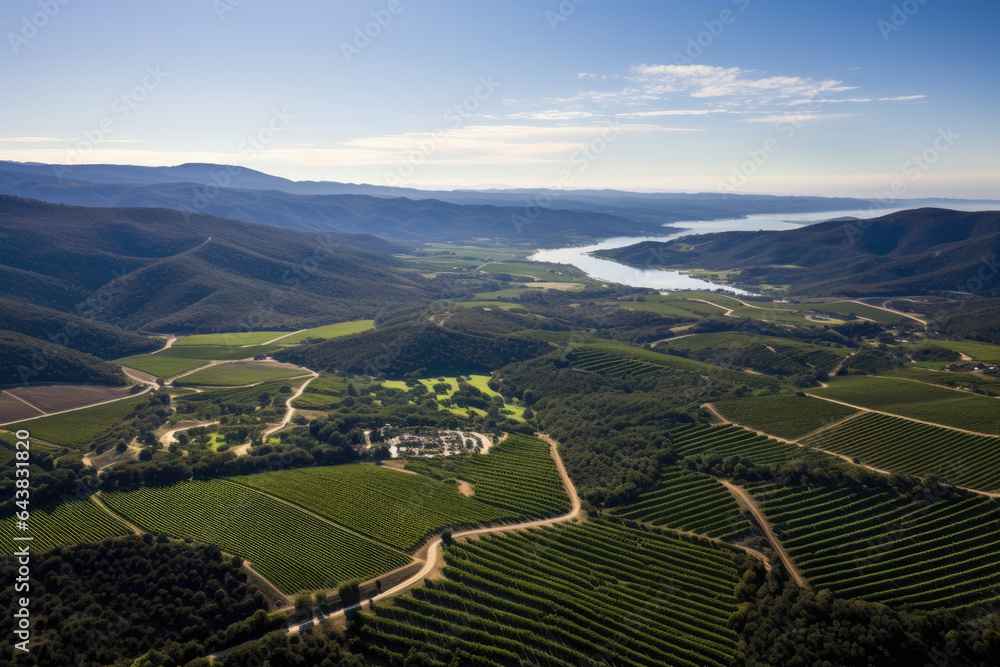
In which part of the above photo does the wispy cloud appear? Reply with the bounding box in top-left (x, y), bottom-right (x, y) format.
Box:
top-left (0, 137), bottom-right (66, 142)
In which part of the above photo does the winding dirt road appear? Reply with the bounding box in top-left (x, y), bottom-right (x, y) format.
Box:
top-left (208, 433), bottom-right (582, 660)
top-left (720, 480), bottom-right (807, 589)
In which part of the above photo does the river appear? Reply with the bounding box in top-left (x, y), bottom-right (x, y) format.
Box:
top-left (529, 204), bottom-right (998, 292)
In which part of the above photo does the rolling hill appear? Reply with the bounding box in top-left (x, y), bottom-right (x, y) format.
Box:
top-left (595, 208), bottom-right (1000, 297)
top-left (0, 196), bottom-right (432, 333)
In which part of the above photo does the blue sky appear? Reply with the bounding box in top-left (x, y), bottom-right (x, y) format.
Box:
top-left (1, 0), bottom-right (997, 197)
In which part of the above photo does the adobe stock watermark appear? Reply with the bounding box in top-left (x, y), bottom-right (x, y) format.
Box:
top-left (213, 0), bottom-right (247, 21)
top-left (844, 126), bottom-right (959, 242)
top-left (878, 0), bottom-right (931, 41)
top-left (178, 107), bottom-right (294, 222)
top-left (341, 0), bottom-right (408, 63)
top-left (384, 75), bottom-right (501, 186)
top-left (7, 0), bottom-right (72, 54)
top-left (53, 65), bottom-right (168, 181)
top-left (672, 0), bottom-right (751, 66)
top-left (546, 0), bottom-right (586, 31)
top-left (511, 118), bottom-right (623, 235)
top-left (717, 88), bottom-right (828, 198)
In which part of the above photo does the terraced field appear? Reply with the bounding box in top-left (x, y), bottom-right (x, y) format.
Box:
top-left (611, 467), bottom-right (753, 539)
top-left (359, 520), bottom-right (742, 667)
top-left (101, 479), bottom-right (410, 594)
top-left (0, 499), bottom-right (130, 552)
top-left (925, 340), bottom-right (1000, 364)
top-left (801, 412), bottom-right (1000, 492)
top-left (405, 434), bottom-right (570, 517)
top-left (744, 481), bottom-right (1000, 610)
top-left (808, 375), bottom-right (1000, 434)
top-left (229, 464), bottom-right (513, 551)
top-left (670, 423), bottom-right (801, 466)
top-left (713, 394), bottom-right (859, 440)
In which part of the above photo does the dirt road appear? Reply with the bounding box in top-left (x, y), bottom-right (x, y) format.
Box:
top-left (720, 479), bottom-right (807, 588)
top-left (208, 433), bottom-right (582, 660)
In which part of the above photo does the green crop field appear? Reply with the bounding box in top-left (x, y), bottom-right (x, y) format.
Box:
top-left (883, 367), bottom-right (1000, 396)
top-left (359, 520), bottom-right (742, 667)
top-left (5, 395), bottom-right (150, 447)
top-left (230, 464), bottom-right (513, 551)
top-left (116, 353), bottom-right (208, 378)
top-left (611, 467), bottom-right (753, 539)
top-left (455, 300), bottom-right (526, 310)
top-left (712, 394), bottom-right (860, 440)
top-left (479, 261), bottom-right (584, 283)
top-left (279, 320), bottom-right (375, 344)
top-left (670, 423), bottom-right (803, 466)
top-left (175, 362), bottom-right (308, 386)
top-left (101, 479), bottom-right (410, 594)
top-left (801, 412), bottom-right (1000, 492)
top-left (926, 340), bottom-right (1000, 364)
top-left (155, 344), bottom-right (282, 361)
top-left (662, 332), bottom-right (850, 375)
top-left (1, 499), bottom-right (130, 552)
top-left (174, 331), bottom-right (286, 346)
top-left (406, 434), bottom-right (570, 517)
top-left (808, 375), bottom-right (1000, 434)
top-left (745, 481), bottom-right (1000, 610)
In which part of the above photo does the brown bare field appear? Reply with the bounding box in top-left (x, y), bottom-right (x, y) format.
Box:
top-left (0, 391), bottom-right (44, 422)
top-left (6, 384), bottom-right (136, 414)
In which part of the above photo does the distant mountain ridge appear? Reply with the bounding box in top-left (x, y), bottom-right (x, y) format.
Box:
top-left (594, 208), bottom-right (1000, 297)
top-left (0, 196), bottom-right (433, 333)
top-left (6, 160), bottom-right (989, 243)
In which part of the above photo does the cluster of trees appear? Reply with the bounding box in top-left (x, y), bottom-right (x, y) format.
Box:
top-left (737, 575), bottom-right (1000, 666)
top-left (0, 330), bottom-right (129, 386)
top-left (0, 535), bottom-right (271, 667)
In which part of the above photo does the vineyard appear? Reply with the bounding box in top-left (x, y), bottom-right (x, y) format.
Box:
top-left (807, 375), bottom-right (1000, 434)
top-left (101, 479), bottom-right (410, 594)
top-left (611, 467), bottom-right (753, 540)
top-left (661, 333), bottom-right (850, 376)
top-left (1, 499), bottom-right (130, 552)
top-left (712, 394), bottom-right (859, 440)
top-left (669, 423), bottom-right (801, 466)
top-left (405, 434), bottom-right (570, 517)
top-left (800, 412), bottom-right (1000, 492)
top-left (5, 395), bottom-right (150, 447)
top-left (744, 481), bottom-right (1000, 610)
top-left (358, 520), bottom-right (742, 667)
top-left (229, 464), bottom-right (514, 551)
top-left (174, 361), bottom-right (308, 387)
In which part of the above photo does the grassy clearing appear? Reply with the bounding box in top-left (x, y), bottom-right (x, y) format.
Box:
top-left (5, 395), bottom-right (149, 447)
top-left (175, 362), bottom-right (308, 387)
top-left (927, 340), bottom-right (1000, 364)
top-left (381, 375), bottom-right (524, 421)
top-left (712, 394), bottom-right (860, 440)
top-left (454, 301), bottom-right (526, 310)
top-left (479, 262), bottom-right (584, 283)
top-left (807, 375), bottom-right (1000, 434)
top-left (279, 320), bottom-right (375, 344)
top-left (155, 344), bottom-right (282, 361)
top-left (116, 354), bottom-right (208, 378)
top-left (174, 331), bottom-right (286, 346)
